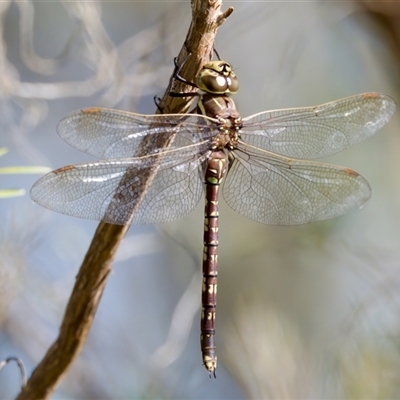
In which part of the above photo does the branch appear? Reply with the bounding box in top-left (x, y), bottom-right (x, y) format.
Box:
top-left (16, 1), bottom-right (233, 399)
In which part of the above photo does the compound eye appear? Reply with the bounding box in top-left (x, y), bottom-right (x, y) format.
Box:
top-left (201, 74), bottom-right (228, 93)
top-left (227, 74), bottom-right (239, 93)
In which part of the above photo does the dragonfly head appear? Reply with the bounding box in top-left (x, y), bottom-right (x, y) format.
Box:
top-left (196, 61), bottom-right (239, 95)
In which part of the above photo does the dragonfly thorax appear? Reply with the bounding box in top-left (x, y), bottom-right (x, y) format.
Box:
top-left (199, 92), bottom-right (240, 118)
top-left (210, 129), bottom-right (238, 150)
top-left (197, 92), bottom-right (242, 151)
top-left (196, 61), bottom-right (239, 94)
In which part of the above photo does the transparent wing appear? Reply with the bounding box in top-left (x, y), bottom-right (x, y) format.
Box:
top-left (30, 146), bottom-right (209, 225)
top-left (222, 142), bottom-right (371, 225)
top-left (240, 93), bottom-right (396, 159)
top-left (57, 107), bottom-right (219, 159)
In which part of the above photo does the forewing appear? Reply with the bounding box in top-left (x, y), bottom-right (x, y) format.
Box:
top-left (222, 143), bottom-right (371, 225)
top-left (241, 93), bottom-right (396, 159)
top-left (57, 108), bottom-right (218, 158)
top-left (30, 148), bottom-right (208, 225)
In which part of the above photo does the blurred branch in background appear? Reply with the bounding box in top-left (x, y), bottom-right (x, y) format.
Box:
top-left (361, 0), bottom-right (400, 52)
top-left (224, 297), bottom-right (315, 399)
top-left (0, 1), bottom-right (173, 165)
top-left (0, 147), bottom-right (50, 198)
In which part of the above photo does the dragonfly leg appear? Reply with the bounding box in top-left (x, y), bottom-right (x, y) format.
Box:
top-left (168, 52), bottom-right (199, 98)
top-left (153, 95), bottom-right (163, 113)
top-left (172, 53), bottom-right (197, 88)
top-left (213, 47), bottom-right (221, 61)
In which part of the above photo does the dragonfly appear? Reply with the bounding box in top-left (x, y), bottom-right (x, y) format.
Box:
top-left (31, 59), bottom-right (396, 376)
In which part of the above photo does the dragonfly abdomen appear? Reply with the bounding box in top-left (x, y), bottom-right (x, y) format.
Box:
top-left (201, 150), bottom-right (229, 376)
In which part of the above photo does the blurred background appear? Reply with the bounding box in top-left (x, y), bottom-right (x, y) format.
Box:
top-left (0, 1), bottom-right (399, 398)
